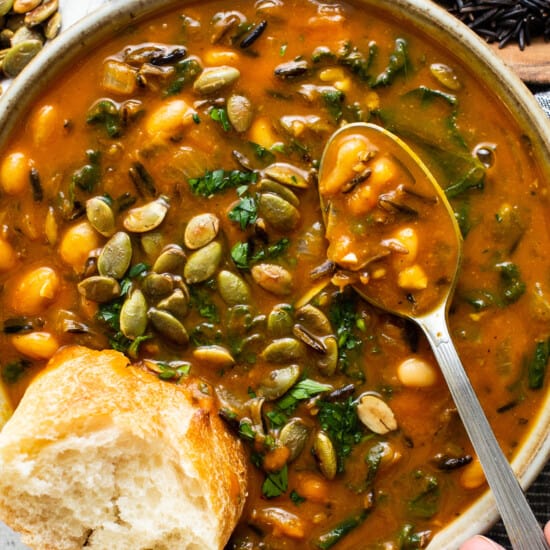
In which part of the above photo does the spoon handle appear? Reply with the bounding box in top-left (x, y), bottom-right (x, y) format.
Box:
top-left (419, 307), bottom-right (549, 550)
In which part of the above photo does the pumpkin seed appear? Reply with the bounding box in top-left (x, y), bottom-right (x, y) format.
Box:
top-left (123, 195), bottom-right (170, 233)
top-left (97, 231), bottom-right (132, 280)
top-left (356, 393), bottom-right (398, 434)
top-left (264, 162), bottom-right (309, 188)
top-left (267, 304), bottom-right (294, 337)
top-left (317, 335), bottom-right (338, 376)
top-left (10, 24), bottom-right (42, 46)
top-left (86, 196), bottom-right (116, 237)
top-left (280, 418), bottom-right (311, 462)
top-left (193, 344), bottom-right (235, 368)
top-left (257, 364), bottom-right (301, 400)
top-left (217, 269), bottom-right (250, 306)
top-left (261, 337), bottom-right (305, 363)
top-left (430, 62), bottom-right (461, 91)
top-left (295, 304), bottom-right (332, 335)
top-left (0, 1), bottom-right (14, 18)
top-left (142, 272), bottom-right (174, 299)
top-left (120, 289), bottom-right (147, 340)
top-left (184, 213), bottom-right (220, 250)
top-left (193, 65), bottom-right (240, 95)
top-left (313, 431), bottom-right (337, 480)
top-left (184, 240), bottom-right (222, 284)
top-left (157, 288), bottom-right (189, 321)
top-left (12, 0), bottom-right (38, 13)
top-left (77, 275), bottom-right (120, 303)
top-left (140, 231), bottom-right (164, 257)
top-left (258, 193), bottom-right (300, 233)
top-left (293, 324), bottom-right (326, 353)
top-left (148, 307), bottom-right (189, 345)
top-left (2, 38), bottom-right (41, 77)
top-left (227, 94), bottom-right (253, 133)
top-left (24, 0), bottom-right (57, 27)
top-left (44, 10), bottom-right (61, 40)
top-left (274, 59), bottom-right (309, 79)
top-left (258, 179), bottom-right (300, 207)
top-left (251, 263), bottom-right (293, 296)
top-left (152, 244), bottom-right (186, 274)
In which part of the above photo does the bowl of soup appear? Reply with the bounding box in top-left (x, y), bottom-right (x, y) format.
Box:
top-left (0, 0), bottom-right (549, 548)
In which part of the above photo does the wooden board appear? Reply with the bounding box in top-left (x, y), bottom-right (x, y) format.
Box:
top-left (490, 38), bottom-right (550, 84)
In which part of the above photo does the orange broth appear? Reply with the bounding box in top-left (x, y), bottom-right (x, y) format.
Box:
top-left (0, 0), bottom-right (549, 548)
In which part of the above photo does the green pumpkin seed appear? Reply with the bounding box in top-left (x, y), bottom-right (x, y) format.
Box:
top-left (261, 337), bottom-right (305, 363)
top-left (264, 162), bottom-right (309, 188)
top-left (0, 1), bottom-right (14, 18)
top-left (120, 289), bottom-right (148, 340)
top-left (193, 344), bottom-right (235, 368)
top-left (258, 192), bottom-right (300, 232)
top-left (257, 364), bottom-right (301, 400)
top-left (98, 232), bottom-right (132, 280)
top-left (123, 195), bottom-right (170, 233)
top-left (430, 62), bottom-right (461, 91)
top-left (10, 25), bottom-right (42, 46)
top-left (267, 304), bottom-right (294, 337)
top-left (280, 418), bottom-right (311, 462)
top-left (251, 263), bottom-right (293, 296)
top-left (217, 270), bottom-right (250, 306)
top-left (152, 244), bottom-right (186, 274)
top-left (44, 10), bottom-right (61, 40)
top-left (295, 304), bottom-right (332, 335)
top-left (227, 94), bottom-right (253, 133)
top-left (24, 0), bottom-right (57, 27)
top-left (157, 288), bottom-right (189, 321)
top-left (193, 65), bottom-right (240, 95)
top-left (184, 213), bottom-right (220, 250)
top-left (258, 179), bottom-right (300, 207)
top-left (86, 196), bottom-right (116, 237)
top-left (142, 272), bottom-right (174, 299)
top-left (184, 240), bottom-right (222, 284)
top-left (140, 231), bottom-right (164, 257)
top-left (77, 275), bottom-right (120, 303)
top-left (148, 307), bottom-right (189, 346)
top-left (313, 430), bottom-right (337, 480)
top-left (2, 38), bottom-right (41, 77)
top-left (317, 335), bottom-right (338, 376)
top-left (356, 393), bottom-right (398, 435)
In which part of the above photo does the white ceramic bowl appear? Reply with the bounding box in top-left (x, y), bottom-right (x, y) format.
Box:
top-left (0, 0), bottom-right (549, 548)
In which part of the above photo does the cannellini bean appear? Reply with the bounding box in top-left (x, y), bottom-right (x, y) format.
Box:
top-left (31, 104), bottom-right (61, 147)
top-left (319, 134), bottom-right (370, 195)
top-left (0, 151), bottom-right (31, 195)
top-left (295, 473), bottom-right (330, 503)
top-left (319, 67), bottom-right (345, 82)
top-left (249, 117), bottom-right (279, 150)
top-left (397, 264), bottom-right (428, 290)
top-left (0, 238), bottom-right (17, 272)
top-left (10, 266), bottom-right (60, 315)
top-left (203, 48), bottom-right (240, 66)
top-left (145, 99), bottom-right (196, 140)
top-left (251, 507), bottom-right (306, 539)
top-left (459, 456), bottom-right (486, 489)
top-left (59, 221), bottom-right (100, 272)
top-left (392, 227), bottom-right (418, 266)
top-left (12, 332), bottom-right (59, 360)
top-left (397, 357), bottom-right (438, 387)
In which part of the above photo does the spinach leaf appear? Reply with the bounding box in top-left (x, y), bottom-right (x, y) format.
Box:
top-left (372, 38), bottom-right (409, 87)
top-left (526, 339), bottom-right (550, 390)
top-left (165, 57), bottom-right (202, 96)
top-left (2, 359), bottom-right (32, 384)
top-left (277, 378), bottom-right (332, 412)
top-left (210, 107), bottom-right (231, 132)
top-left (228, 194), bottom-right (258, 230)
top-left (315, 510), bottom-right (369, 549)
top-left (322, 89), bottom-right (345, 122)
top-left (87, 100), bottom-right (123, 137)
top-left (496, 261), bottom-right (526, 305)
top-left (407, 469), bottom-right (440, 519)
top-left (71, 150), bottom-right (101, 194)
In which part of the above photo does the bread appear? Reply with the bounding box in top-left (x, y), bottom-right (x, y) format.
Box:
top-left (0, 345), bottom-right (248, 550)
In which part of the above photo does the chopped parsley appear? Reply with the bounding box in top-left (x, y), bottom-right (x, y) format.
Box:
top-left (277, 378), bottom-right (332, 412)
top-left (228, 193), bottom-right (258, 230)
top-left (188, 169), bottom-right (257, 197)
top-left (210, 107), bottom-right (231, 131)
top-left (262, 464), bottom-right (288, 498)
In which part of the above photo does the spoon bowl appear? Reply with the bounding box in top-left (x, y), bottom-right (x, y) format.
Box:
top-left (318, 122), bottom-right (549, 550)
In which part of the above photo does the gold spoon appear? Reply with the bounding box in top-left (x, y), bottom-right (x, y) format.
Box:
top-left (318, 122), bottom-right (549, 550)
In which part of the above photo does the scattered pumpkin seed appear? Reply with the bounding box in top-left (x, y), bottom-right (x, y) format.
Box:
top-left (280, 417), bottom-right (311, 462)
top-left (313, 430), bottom-right (337, 480)
top-left (251, 263), bottom-right (293, 296)
top-left (77, 275), bottom-right (120, 303)
top-left (148, 307), bottom-right (189, 345)
top-left (184, 240), bottom-right (222, 284)
top-left (193, 65), bottom-right (240, 95)
top-left (120, 289), bottom-right (148, 340)
top-left (123, 195), bottom-right (170, 233)
top-left (257, 364), bottom-right (301, 400)
top-left (217, 269), bottom-right (251, 305)
top-left (193, 344), bottom-right (235, 368)
top-left (97, 231), bottom-right (132, 280)
top-left (357, 393), bottom-right (398, 435)
top-left (184, 212), bottom-right (220, 250)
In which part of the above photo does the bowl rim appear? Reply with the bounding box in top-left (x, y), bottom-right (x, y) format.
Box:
top-left (0, 0), bottom-right (549, 548)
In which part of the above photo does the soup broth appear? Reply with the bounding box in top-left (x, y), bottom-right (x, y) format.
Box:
top-left (0, 0), bottom-right (549, 548)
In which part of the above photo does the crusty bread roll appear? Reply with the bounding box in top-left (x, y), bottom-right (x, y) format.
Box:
top-left (0, 345), bottom-right (248, 550)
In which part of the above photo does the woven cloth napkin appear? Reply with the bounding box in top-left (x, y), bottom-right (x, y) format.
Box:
top-left (487, 90), bottom-right (550, 549)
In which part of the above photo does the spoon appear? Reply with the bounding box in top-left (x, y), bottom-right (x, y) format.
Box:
top-left (318, 122), bottom-right (549, 550)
